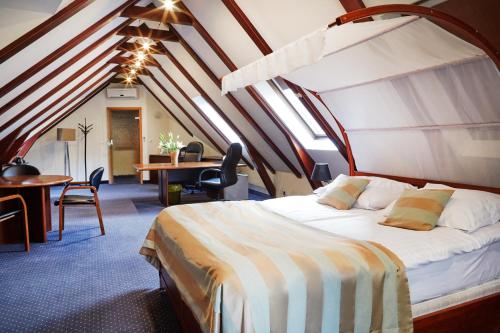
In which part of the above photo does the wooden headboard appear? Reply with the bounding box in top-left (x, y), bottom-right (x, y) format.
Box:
top-left (353, 171), bottom-right (500, 195)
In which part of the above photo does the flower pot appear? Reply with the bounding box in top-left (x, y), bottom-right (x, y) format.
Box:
top-left (169, 150), bottom-right (179, 166)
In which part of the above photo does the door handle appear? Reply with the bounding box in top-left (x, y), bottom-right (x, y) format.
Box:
top-left (108, 139), bottom-right (114, 147)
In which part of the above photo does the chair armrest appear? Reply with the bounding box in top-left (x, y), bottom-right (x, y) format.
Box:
top-left (198, 168), bottom-right (221, 184)
top-left (0, 194), bottom-right (28, 213)
top-left (59, 185), bottom-right (98, 202)
top-left (69, 181), bottom-right (90, 185)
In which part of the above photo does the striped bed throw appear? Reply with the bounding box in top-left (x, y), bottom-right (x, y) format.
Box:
top-left (140, 200), bottom-right (413, 333)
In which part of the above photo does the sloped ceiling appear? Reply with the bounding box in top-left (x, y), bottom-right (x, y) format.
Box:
top-left (1, 0), bottom-right (497, 194)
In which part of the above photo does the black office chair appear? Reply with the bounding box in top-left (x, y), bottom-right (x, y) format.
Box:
top-left (180, 141), bottom-right (204, 162)
top-left (1, 164), bottom-right (40, 176)
top-left (198, 143), bottom-right (242, 200)
top-left (54, 167), bottom-right (105, 241)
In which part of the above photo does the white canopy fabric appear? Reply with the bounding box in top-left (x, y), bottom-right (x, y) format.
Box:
top-left (221, 15), bottom-right (500, 187)
top-left (222, 17), bottom-right (486, 94)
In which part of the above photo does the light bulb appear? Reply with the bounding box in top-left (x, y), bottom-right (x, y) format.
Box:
top-left (163, 0), bottom-right (175, 10)
top-left (134, 60), bottom-right (142, 68)
top-left (130, 68), bottom-right (137, 75)
top-left (125, 76), bottom-right (132, 83)
top-left (142, 41), bottom-right (151, 51)
top-left (136, 51), bottom-right (146, 61)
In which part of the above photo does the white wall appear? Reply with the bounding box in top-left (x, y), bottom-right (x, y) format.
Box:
top-left (26, 84), bottom-right (216, 181)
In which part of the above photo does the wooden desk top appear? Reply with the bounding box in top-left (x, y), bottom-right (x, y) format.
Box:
top-left (134, 162), bottom-right (223, 171)
top-left (134, 162), bottom-right (246, 171)
top-left (0, 175), bottom-right (73, 188)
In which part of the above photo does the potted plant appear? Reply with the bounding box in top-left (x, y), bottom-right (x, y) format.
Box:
top-left (159, 132), bottom-right (183, 166)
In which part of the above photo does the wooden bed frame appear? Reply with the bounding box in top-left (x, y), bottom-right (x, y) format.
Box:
top-left (156, 169), bottom-right (500, 333)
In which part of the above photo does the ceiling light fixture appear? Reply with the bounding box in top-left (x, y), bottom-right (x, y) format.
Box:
top-left (162, 0), bottom-right (175, 10)
top-left (142, 40), bottom-right (151, 51)
top-left (130, 68), bottom-right (137, 75)
top-left (134, 60), bottom-right (142, 68)
top-left (125, 76), bottom-right (133, 83)
top-left (136, 51), bottom-right (146, 61)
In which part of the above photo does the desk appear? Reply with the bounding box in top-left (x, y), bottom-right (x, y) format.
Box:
top-left (134, 162), bottom-right (243, 206)
top-left (0, 175), bottom-right (72, 243)
top-left (148, 155), bottom-right (223, 184)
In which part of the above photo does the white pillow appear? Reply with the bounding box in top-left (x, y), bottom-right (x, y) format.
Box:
top-left (314, 174), bottom-right (415, 210)
top-left (353, 177), bottom-right (416, 210)
top-left (423, 183), bottom-right (500, 232)
top-left (313, 174), bottom-right (348, 195)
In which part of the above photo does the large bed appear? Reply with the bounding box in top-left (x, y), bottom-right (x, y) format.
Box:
top-left (141, 182), bottom-right (500, 333)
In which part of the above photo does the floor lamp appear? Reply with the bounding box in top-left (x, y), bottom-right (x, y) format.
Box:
top-left (57, 128), bottom-right (76, 176)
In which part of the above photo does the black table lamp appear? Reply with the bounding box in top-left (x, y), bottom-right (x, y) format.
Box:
top-left (311, 163), bottom-right (332, 183)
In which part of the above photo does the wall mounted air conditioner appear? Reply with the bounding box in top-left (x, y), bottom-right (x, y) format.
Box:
top-left (106, 88), bottom-right (138, 99)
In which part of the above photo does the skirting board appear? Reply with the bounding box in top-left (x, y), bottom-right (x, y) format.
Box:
top-left (159, 266), bottom-right (500, 333)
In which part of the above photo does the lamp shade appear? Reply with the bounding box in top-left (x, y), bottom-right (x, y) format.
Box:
top-left (57, 128), bottom-right (76, 142)
top-left (311, 163), bottom-right (332, 182)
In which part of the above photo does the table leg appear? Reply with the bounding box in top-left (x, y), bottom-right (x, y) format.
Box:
top-left (158, 170), bottom-right (169, 206)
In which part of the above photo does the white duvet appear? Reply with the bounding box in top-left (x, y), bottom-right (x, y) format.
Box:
top-left (259, 195), bottom-right (500, 269)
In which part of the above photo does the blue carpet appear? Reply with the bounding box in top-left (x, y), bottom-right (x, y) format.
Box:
top-left (0, 184), bottom-right (180, 333)
top-left (0, 184), bottom-right (268, 332)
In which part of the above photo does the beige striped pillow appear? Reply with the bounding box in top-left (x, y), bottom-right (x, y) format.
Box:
top-left (380, 189), bottom-right (454, 231)
top-left (318, 177), bottom-right (370, 210)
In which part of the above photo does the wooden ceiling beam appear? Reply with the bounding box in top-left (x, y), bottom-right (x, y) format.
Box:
top-left (0, 0), bottom-right (95, 64)
top-left (144, 71), bottom-right (227, 157)
top-left (221, 0), bottom-right (348, 161)
top-left (138, 77), bottom-right (194, 137)
top-left (0, 40), bottom-right (125, 134)
top-left (19, 71), bottom-right (112, 157)
top-left (0, 18), bottom-right (133, 117)
top-left (0, 0), bottom-right (139, 99)
top-left (165, 26), bottom-right (302, 178)
top-left (119, 42), bottom-right (161, 54)
top-left (156, 46), bottom-right (277, 196)
top-left (147, 65), bottom-right (255, 169)
top-left (38, 76), bottom-right (116, 138)
top-left (176, 1), bottom-right (321, 187)
top-left (0, 129), bottom-right (23, 165)
top-left (13, 64), bottom-right (117, 135)
top-left (118, 23), bottom-right (178, 41)
top-left (121, 5), bottom-right (192, 25)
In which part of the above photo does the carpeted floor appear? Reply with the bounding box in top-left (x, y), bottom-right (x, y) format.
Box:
top-left (0, 184), bottom-right (267, 333)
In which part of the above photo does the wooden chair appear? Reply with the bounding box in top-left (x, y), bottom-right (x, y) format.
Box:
top-left (0, 194), bottom-right (30, 252)
top-left (55, 167), bottom-right (105, 241)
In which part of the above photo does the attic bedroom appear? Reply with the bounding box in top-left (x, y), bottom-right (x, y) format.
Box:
top-left (0, 0), bottom-right (499, 332)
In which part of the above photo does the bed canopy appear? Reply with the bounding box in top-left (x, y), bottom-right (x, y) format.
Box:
top-left (222, 5), bottom-right (500, 189)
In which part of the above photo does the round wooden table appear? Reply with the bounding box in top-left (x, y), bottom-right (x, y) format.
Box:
top-left (0, 175), bottom-right (72, 243)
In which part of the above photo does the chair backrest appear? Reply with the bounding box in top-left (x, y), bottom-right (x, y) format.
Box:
top-left (184, 141), bottom-right (203, 162)
top-left (89, 167), bottom-right (104, 191)
top-left (1, 164), bottom-right (41, 176)
top-left (220, 143), bottom-right (242, 188)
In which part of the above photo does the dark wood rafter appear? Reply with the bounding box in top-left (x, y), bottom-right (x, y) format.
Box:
top-left (157, 45), bottom-right (277, 195)
top-left (165, 26), bottom-right (302, 178)
top-left (118, 24), bottom-right (178, 42)
top-left (144, 71), bottom-right (227, 157)
top-left (337, 0), bottom-right (372, 22)
top-left (0, 0), bottom-right (140, 99)
top-left (0, 40), bottom-right (126, 134)
top-left (12, 64), bottom-right (118, 135)
top-left (119, 42), bottom-right (161, 54)
top-left (138, 78), bottom-right (194, 136)
top-left (121, 5), bottom-right (192, 25)
top-left (109, 54), bottom-right (161, 68)
top-left (0, 19), bottom-right (133, 117)
top-left (175, 1), bottom-right (322, 188)
top-left (147, 65), bottom-right (255, 169)
top-left (0, 129), bottom-right (23, 165)
top-left (220, 0), bottom-right (348, 161)
top-left (332, 4), bottom-right (500, 70)
top-left (0, 0), bottom-right (95, 64)
top-left (8, 71), bottom-right (116, 161)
